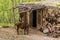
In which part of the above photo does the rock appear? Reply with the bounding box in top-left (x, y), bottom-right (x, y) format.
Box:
top-left (43, 28), bottom-right (49, 34)
top-left (0, 26), bottom-right (2, 28)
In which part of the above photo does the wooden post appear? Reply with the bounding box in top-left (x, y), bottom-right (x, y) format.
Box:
top-left (37, 10), bottom-right (38, 28)
top-left (36, 10), bottom-right (39, 28)
top-left (37, 9), bottom-right (43, 29)
top-left (29, 11), bottom-right (32, 27)
top-left (40, 9), bottom-right (43, 28)
top-left (24, 12), bottom-right (29, 24)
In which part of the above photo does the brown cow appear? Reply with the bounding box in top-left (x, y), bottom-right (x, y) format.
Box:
top-left (15, 22), bottom-right (29, 35)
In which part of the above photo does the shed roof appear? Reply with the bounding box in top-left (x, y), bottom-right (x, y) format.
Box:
top-left (19, 3), bottom-right (46, 10)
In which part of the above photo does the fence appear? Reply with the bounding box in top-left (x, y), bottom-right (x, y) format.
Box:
top-left (0, 0), bottom-right (41, 26)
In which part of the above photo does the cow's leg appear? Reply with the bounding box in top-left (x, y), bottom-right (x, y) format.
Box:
top-left (26, 27), bottom-right (29, 35)
top-left (24, 28), bottom-right (26, 35)
top-left (24, 26), bottom-right (29, 35)
top-left (17, 26), bottom-right (19, 35)
top-left (26, 25), bottom-right (29, 35)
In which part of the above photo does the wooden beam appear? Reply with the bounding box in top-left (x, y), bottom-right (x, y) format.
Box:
top-left (24, 12), bottom-right (29, 25)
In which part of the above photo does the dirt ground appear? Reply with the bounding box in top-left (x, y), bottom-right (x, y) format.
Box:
top-left (0, 26), bottom-right (60, 40)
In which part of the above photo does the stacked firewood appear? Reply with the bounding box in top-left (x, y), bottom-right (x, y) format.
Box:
top-left (40, 9), bottom-right (60, 38)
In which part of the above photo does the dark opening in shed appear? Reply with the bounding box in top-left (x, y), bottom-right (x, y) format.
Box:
top-left (32, 10), bottom-right (37, 28)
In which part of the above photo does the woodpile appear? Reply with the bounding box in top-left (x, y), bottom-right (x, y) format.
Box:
top-left (39, 7), bottom-right (60, 38)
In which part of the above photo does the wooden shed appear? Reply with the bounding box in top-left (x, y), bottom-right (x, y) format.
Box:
top-left (18, 3), bottom-right (48, 29)
top-left (13, 3), bottom-right (60, 35)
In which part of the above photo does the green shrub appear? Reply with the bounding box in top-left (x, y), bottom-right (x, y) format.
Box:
top-left (56, 3), bottom-right (60, 6)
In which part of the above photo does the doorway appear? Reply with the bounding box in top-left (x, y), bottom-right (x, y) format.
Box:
top-left (32, 10), bottom-right (37, 28)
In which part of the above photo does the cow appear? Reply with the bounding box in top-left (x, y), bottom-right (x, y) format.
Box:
top-left (15, 22), bottom-right (29, 35)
